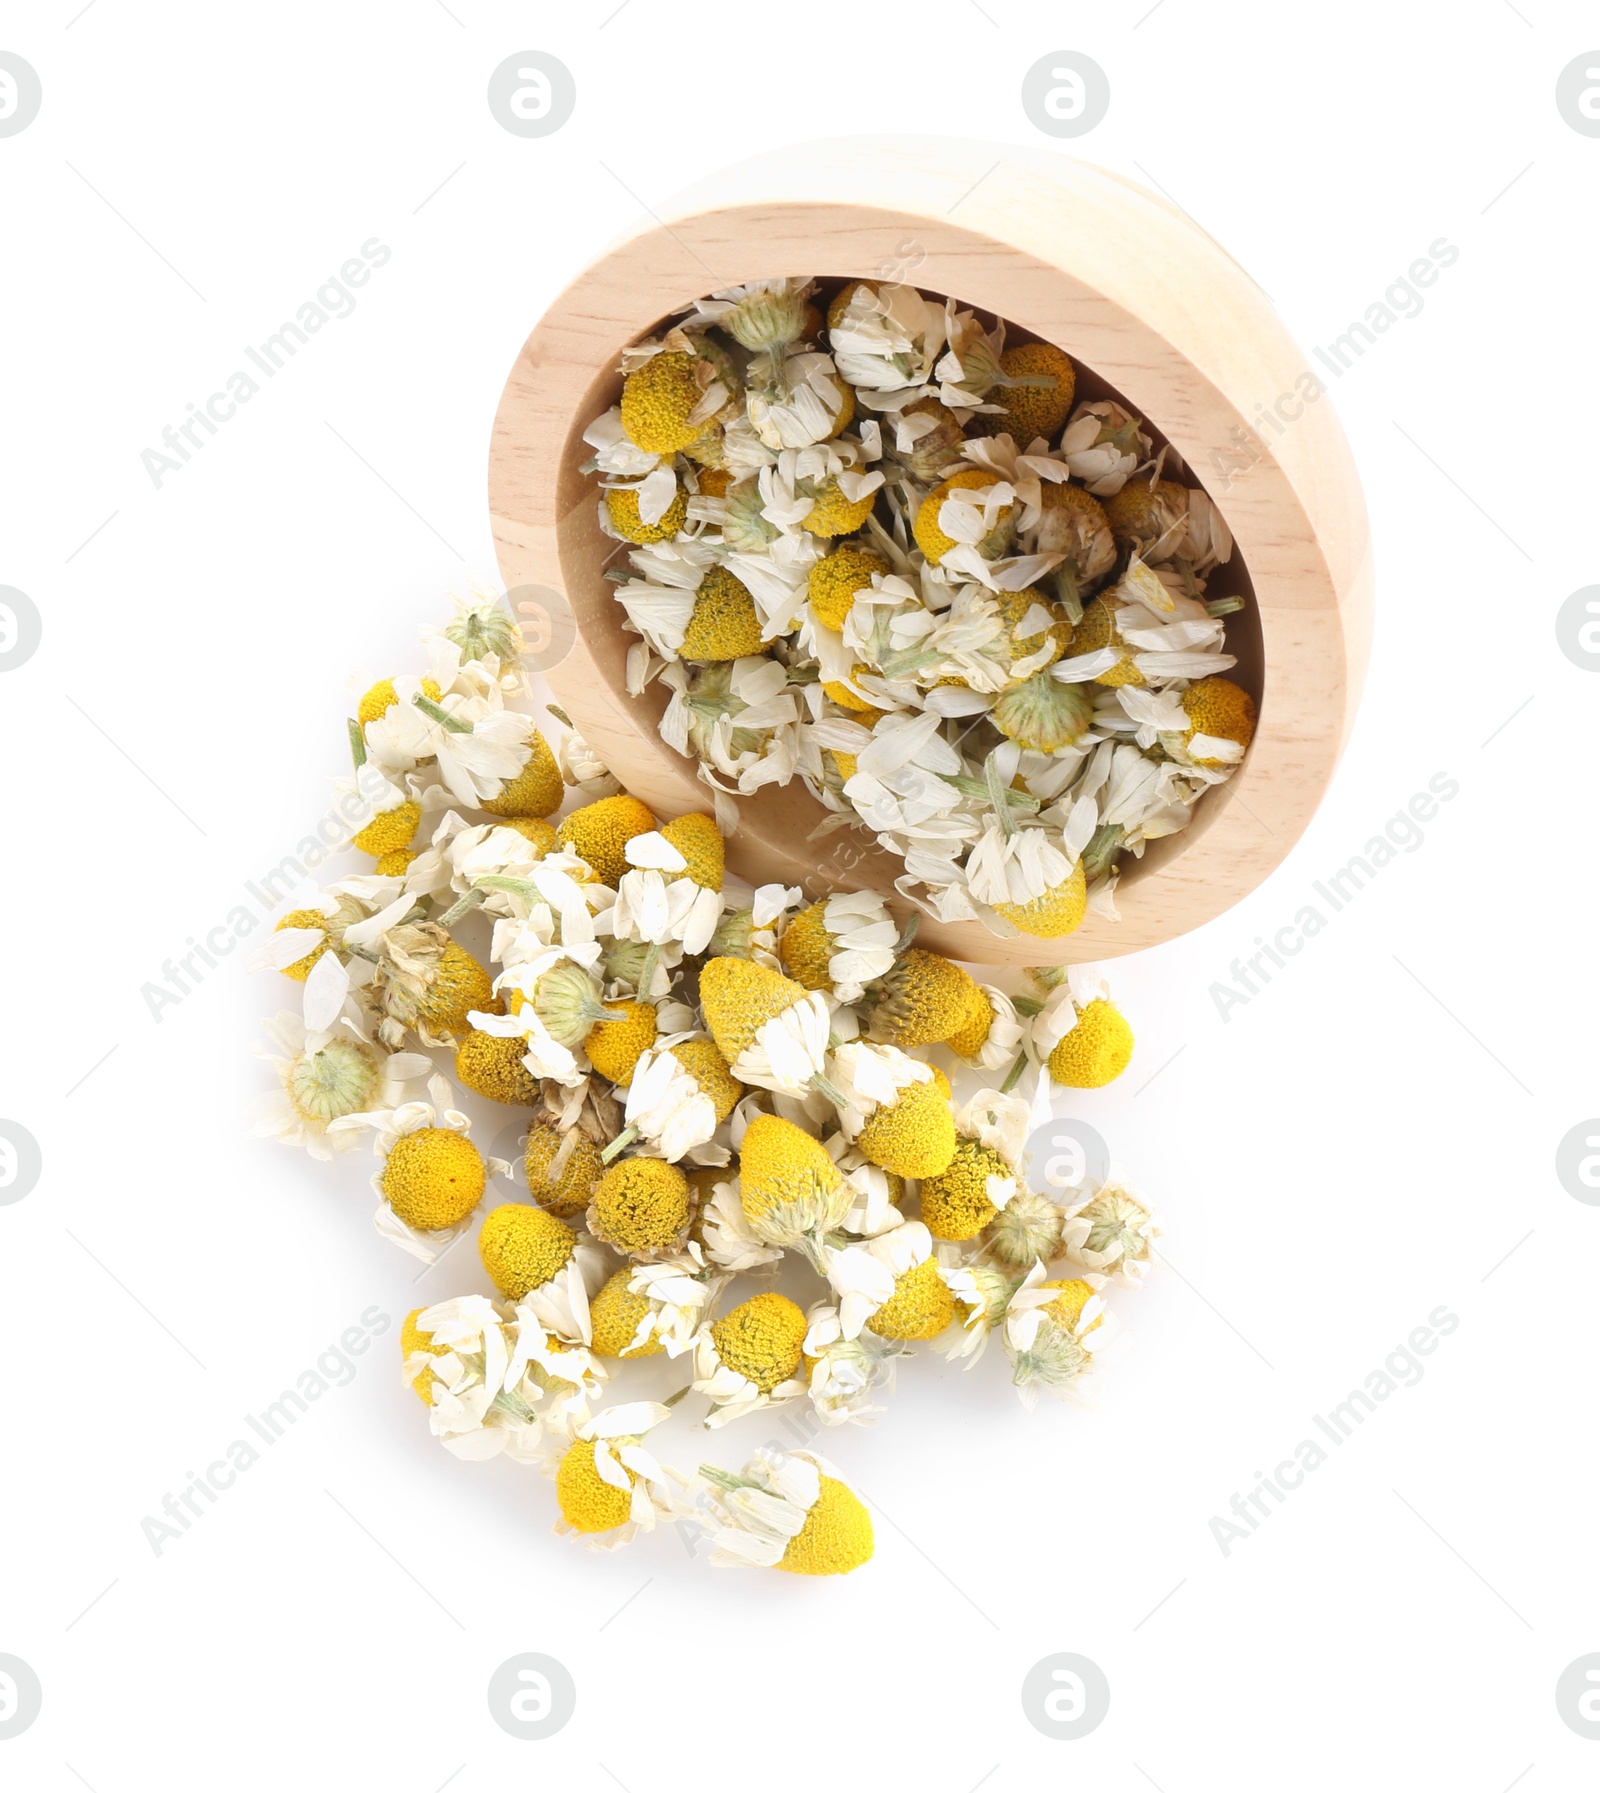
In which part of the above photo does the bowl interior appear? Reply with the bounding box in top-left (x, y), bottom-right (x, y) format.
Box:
top-left (547, 277), bottom-right (1264, 906)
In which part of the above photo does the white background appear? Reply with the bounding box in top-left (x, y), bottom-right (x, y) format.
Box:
top-left (3, 2), bottom-right (1597, 1788)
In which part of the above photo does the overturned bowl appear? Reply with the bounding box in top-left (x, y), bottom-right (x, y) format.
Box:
top-left (488, 136), bottom-right (1370, 966)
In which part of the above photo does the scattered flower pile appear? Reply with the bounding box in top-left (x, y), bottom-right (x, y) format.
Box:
top-left (253, 595), bottom-right (1162, 1576)
top-left (584, 276), bottom-right (1257, 941)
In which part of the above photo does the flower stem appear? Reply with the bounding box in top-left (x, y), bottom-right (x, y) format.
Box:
top-left (600, 1125), bottom-right (638, 1165)
top-left (347, 718), bottom-right (367, 771)
top-left (413, 693), bottom-right (472, 734)
top-left (439, 888), bottom-right (488, 927)
top-left (1000, 1049), bottom-right (1030, 1094)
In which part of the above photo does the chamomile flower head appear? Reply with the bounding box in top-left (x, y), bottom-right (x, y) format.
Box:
top-left (584, 998), bottom-right (658, 1087)
top-left (883, 397), bottom-right (966, 482)
top-left (944, 983), bottom-right (1026, 1071)
top-left (1066, 593), bottom-right (1145, 687)
top-left (983, 342), bottom-right (1077, 441)
top-left (993, 862), bottom-right (1088, 940)
top-left (693, 1172), bottom-right (784, 1272)
top-left (358, 676), bottom-right (441, 728)
top-left (620, 349), bottom-right (723, 457)
top-left (1105, 476), bottom-right (1191, 561)
top-left (524, 1121), bottom-right (606, 1219)
top-left (736, 1113), bottom-right (853, 1264)
top-left (271, 898), bottom-right (366, 983)
top-left (592, 1248), bottom-right (725, 1359)
top-left (919, 1135), bottom-right (1014, 1242)
top-left (375, 848), bottom-right (418, 877)
top-left (826, 1221), bottom-right (952, 1342)
top-left (479, 730), bottom-right (563, 818)
top-left (800, 1303), bottom-right (900, 1425)
top-left (588, 1269), bottom-right (666, 1359)
top-left (1168, 675), bottom-right (1257, 769)
top-left (745, 346), bottom-right (852, 450)
top-left (370, 925), bottom-right (495, 1045)
top-left (1003, 1270), bottom-right (1106, 1408)
top-left (552, 1401), bottom-right (680, 1544)
top-left (699, 278), bottom-right (813, 353)
top-left (440, 593), bottom-right (524, 670)
top-left (829, 1042), bottom-right (956, 1180)
top-left (698, 957), bottom-right (833, 1101)
top-left (479, 1203), bottom-right (578, 1302)
top-left (605, 481), bottom-right (689, 545)
top-left (1029, 482), bottom-right (1116, 604)
top-left (913, 468), bottom-right (1015, 565)
top-left (699, 1449), bottom-right (873, 1575)
top-left (808, 543), bottom-right (888, 632)
top-left (401, 1295), bottom-right (595, 1463)
top-left (693, 1290), bottom-right (809, 1424)
top-left (988, 1189), bottom-right (1067, 1271)
top-left (799, 476), bottom-right (877, 539)
top-left (556, 793), bottom-right (658, 885)
top-left (1047, 998), bottom-right (1133, 1087)
top-left (940, 1260), bottom-right (1023, 1362)
top-left (869, 948), bottom-right (982, 1049)
top-left (681, 565), bottom-right (765, 661)
top-left (511, 960), bottom-right (620, 1050)
top-left (619, 1038), bottom-right (744, 1162)
top-left (777, 891), bottom-right (897, 1002)
top-left (255, 1014), bottom-right (430, 1161)
top-left (453, 1016), bottom-right (540, 1106)
top-left (1061, 399), bottom-right (1152, 494)
top-left (991, 669), bottom-right (1095, 754)
top-left (351, 799), bottom-right (421, 859)
top-left (1059, 1181), bottom-right (1160, 1284)
top-left (328, 1074), bottom-right (504, 1260)
top-left (659, 812), bottom-right (724, 889)
top-left (587, 1156), bottom-right (692, 1258)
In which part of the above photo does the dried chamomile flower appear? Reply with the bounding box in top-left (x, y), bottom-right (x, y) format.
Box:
top-left (1003, 1269), bottom-right (1107, 1408)
top-left (478, 1203), bottom-right (585, 1320)
top-left (611, 1037), bottom-right (744, 1163)
top-left (1162, 675), bottom-right (1257, 770)
top-left (736, 1113), bottom-right (854, 1268)
top-left (524, 1120), bottom-right (606, 1218)
top-left (592, 1247), bottom-right (727, 1359)
top-left (698, 956), bottom-right (839, 1103)
top-left (867, 948), bottom-right (983, 1049)
top-left (945, 982), bottom-right (1026, 1073)
top-left (799, 1301), bottom-right (900, 1425)
top-left (987, 1189), bottom-right (1067, 1272)
top-left (453, 1011), bottom-right (540, 1106)
top-left (993, 861), bottom-right (1088, 940)
top-left (586, 1156), bottom-right (692, 1259)
top-left (479, 728), bottom-right (563, 819)
top-left (777, 890), bottom-right (898, 1002)
top-left (368, 922), bottom-right (495, 1046)
top-left (825, 1221), bottom-right (954, 1342)
top-left (693, 1171), bottom-right (784, 1272)
top-left (940, 1260), bottom-right (1024, 1363)
top-left (263, 896), bottom-right (368, 984)
top-left (974, 342), bottom-right (1077, 444)
top-left (1060, 400), bottom-right (1151, 495)
top-left (913, 469), bottom-right (1016, 566)
top-left (550, 1400), bottom-right (683, 1546)
top-left (329, 1074), bottom-right (506, 1261)
top-left (1059, 1181), bottom-right (1160, 1285)
top-left (1105, 476), bottom-right (1191, 562)
top-left (475, 956), bottom-right (622, 1085)
top-left (401, 1296), bottom-right (597, 1462)
top-left (693, 1290), bottom-right (809, 1425)
top-left (255, 1014), bottom-right (430, 1161)
top-left (808, 543), bottom-right (889, 633)
top-left (610, 821), bottom-right (725, 956)
top-left (584, 998), bottom-right (659, 1087)
top-left (828, 1042), bottom-right (956, 1180)
top-left (1030, 963), bottom-right (1134, 1088)
top-left (555, 793), bottom-right (658, 885)
top-left (620, 343), bottom-right (731, 457)
top-left (698, 1449), bottom-right (874, 1575)
top-left (439, 592), bottom-right (524, 671)
top-left (919, 1086), bottom-right (1032, 1242)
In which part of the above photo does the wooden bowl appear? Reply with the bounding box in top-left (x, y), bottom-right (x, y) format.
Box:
top-left (488, 136), bottom-right (1371, 966)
